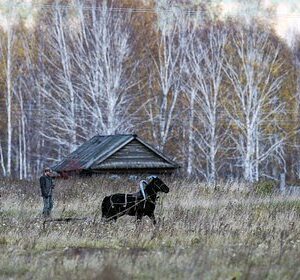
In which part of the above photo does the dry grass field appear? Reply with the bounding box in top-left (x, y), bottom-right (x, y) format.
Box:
top-left (0, 176), bottom-right (300, 280)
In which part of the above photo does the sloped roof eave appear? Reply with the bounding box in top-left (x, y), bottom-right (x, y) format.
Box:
top-left (135, 136), bottom-right (179, 168)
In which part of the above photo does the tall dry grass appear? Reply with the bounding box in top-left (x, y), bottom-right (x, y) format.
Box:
top-left (0, 176), bottom-right (299, 280)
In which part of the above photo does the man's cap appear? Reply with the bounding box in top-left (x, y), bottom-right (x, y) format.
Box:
top-left (44, 167), bottom-right (52, 172)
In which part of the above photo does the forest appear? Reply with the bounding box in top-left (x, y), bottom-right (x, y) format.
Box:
top-left (0, 0), bottom-right (300, 183)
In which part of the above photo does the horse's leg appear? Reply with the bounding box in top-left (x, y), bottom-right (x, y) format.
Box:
top-left (136, 212), bottom-right (143, 223)
top-left (148, 213), bottom-right (157, 225)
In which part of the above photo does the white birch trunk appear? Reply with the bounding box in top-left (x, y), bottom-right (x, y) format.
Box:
top-left (6, 27), bottom-right (13, 177)
top-left (0, 141), bottom-right (6, 176)
top-left (187, 89), bottom-right (195, 176)
top-left (18, 120), bottom-right (22, 180)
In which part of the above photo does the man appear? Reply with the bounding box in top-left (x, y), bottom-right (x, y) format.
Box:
top-left (40, 167), bottom-right (55, 218)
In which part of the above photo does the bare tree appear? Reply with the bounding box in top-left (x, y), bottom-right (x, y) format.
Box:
top-left (71, 1), bottom-right (141, 136)
top-left (39, 3), bottom-right (78, 153)
top-left (146, 12), bottom-right (185, 150)
top-left (184, 24), bottom-right (228, 183)
top-left (39, 1), bottom-right (140, 159)
top-left (0, 7), bottom-right (19, 177)
top-left (224, 24), bottom-right (289, 182)
top-left (290, 32), bottom-right (300, 179)
top-left (15, 78), bottom-right (27, 179)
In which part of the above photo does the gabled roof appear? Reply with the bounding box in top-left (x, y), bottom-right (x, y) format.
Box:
top-left (51, 134), bottom-right (179, 172)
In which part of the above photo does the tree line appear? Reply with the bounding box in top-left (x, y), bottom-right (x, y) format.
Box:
top-left (0, 0), bottom-right (300, 183)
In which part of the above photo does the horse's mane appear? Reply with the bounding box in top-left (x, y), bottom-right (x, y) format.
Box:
top-left (144, 177), bottom-right (159, 192)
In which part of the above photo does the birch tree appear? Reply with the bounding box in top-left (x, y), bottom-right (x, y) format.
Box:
top-left (184, 24), bottom-right (228, 183)
top-left (40, 3), bottom-right (78, 153)
top-left (289, 33), bottom-right (300, 179)
top-left (146, 12), bottom-right (185, 150)
top-left (224, 24), bottom-right (289, 182)
top-left (15, 77), bottom-right (27, 179)
top-left (14, 36), bottom-right (38, 179)
top-left (40, 1), bottom-right (139, 158)
top-left (0, 8), bottom-right (18, 177)
top-left (70, 1), bottom-right (140, 136)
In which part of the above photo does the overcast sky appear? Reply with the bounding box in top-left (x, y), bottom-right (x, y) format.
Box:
top-left (0, 0), bottom-right (299, 44)
top-left (220, 0), bottom-right (300, 43)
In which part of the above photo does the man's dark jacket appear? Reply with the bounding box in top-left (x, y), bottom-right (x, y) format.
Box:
top-left (40, 175), bottom-right (54, 197)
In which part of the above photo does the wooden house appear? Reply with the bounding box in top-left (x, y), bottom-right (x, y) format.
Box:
top-left (51, 134), bottom-right (179, 176)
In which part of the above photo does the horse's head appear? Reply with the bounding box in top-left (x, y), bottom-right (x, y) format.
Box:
top-left (146, 176), bottom-right (169, 193)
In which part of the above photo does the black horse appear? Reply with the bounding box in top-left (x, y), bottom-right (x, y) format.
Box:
top-left (101, 176), bottom-right (169, 224)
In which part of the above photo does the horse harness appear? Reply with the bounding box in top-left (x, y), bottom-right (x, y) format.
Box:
top-left (109, 179), bottom-right (161, 209)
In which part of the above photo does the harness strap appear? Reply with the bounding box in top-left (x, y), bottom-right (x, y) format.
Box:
top-left (110, 196), bottom-right (115, 208)
top-left (124, 194), bottom-right (127, 207)
top-left (139, 180), bottom-right (147, 200)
